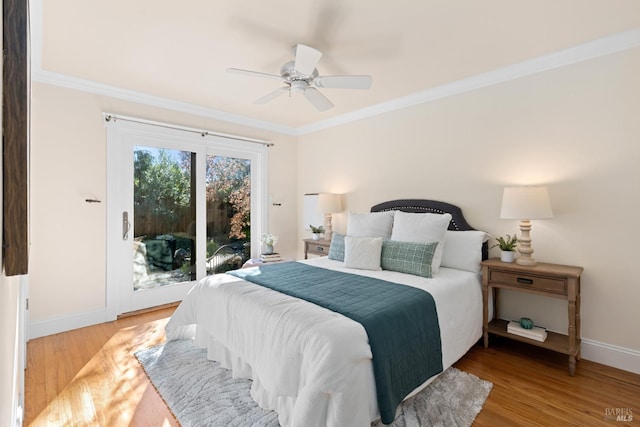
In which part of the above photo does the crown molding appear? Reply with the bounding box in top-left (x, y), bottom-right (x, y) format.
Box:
top-left (29, 0), bottom-right (640, 139)
top-left (32, 69), bottom-right (299, 136)
top-left (28, 0), bottom-right (294, 136)
top-left (296, 28), bottom-right (640, 135)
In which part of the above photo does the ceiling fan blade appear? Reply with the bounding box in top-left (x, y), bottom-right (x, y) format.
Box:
top-left (304, 87), bottom-right (333, 112)
top-left (314, 75), bottom-right (372, 90)
top-left (254, 87), bottom-right (289, 104)
top-left (227, 68), bottom-right (284, 82)
top-left (294, 44), bottom-right (322, 75)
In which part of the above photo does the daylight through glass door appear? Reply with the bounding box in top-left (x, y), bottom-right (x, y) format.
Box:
top-left (205, 155), bottom-right (251, 276)
top-left (131, 148), bottom-right (253, 291)
top-left (106, 116), bottom-right (266, 316)
top-left (132, 146), bottom-right (196, 290)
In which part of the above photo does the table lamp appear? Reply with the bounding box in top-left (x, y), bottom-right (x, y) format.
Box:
top-left (318, 193), bottom-right (342, 242)
top-left (500, 186), bottom-right (553, 266)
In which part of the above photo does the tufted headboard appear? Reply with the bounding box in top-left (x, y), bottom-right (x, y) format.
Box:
top-left (370, 199), bottom-right (488, 260)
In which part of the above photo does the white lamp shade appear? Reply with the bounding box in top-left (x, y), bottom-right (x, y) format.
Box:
top-left (500, 186), bottom-right (553, 219)
top-left (318, 193), bottom-right (343, 213)
top-left (303, 194), bottom-right (324, 230)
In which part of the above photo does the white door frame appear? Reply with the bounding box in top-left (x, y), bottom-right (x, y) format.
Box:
top-left (105, 117), bottom-right (267, 317)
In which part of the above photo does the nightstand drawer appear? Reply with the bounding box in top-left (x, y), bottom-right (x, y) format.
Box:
top-left (308, 244), bottom-right (328, 255)
top-left (490, 270), bottom-right (567, 295)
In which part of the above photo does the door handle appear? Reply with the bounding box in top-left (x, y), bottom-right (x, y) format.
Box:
top-left (123, 211), bottom-right (131, 240)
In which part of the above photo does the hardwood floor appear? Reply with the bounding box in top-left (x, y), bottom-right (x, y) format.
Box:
top-left (456, 340), bottom-right (640, 426)
top-left (25, 307), bottom-right (640, 426)
top-left (25, 308), bottom-right (178, 426)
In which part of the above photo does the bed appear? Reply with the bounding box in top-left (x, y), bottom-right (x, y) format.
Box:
top-left (166, 199), bottom-right (488, 426)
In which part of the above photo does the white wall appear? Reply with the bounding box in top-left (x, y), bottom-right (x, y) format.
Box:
top-left (29, 82), bottom-right (299, 334)
top-left (297, 47), bottom-right (640, 370)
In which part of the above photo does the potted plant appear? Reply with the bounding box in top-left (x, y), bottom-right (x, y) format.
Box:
top-left (309, 225), bottom-right (325, 240)
top-left (492, 233), bottom-right (518, 263)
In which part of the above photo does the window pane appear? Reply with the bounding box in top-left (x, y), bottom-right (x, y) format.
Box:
top-left (133, 146), bottom-right (196, 289)
top-left (205, 155), bottom-right (251, 275)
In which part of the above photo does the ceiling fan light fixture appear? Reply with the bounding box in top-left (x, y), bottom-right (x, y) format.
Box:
top-left (290, 80), bottom-right (307, 94)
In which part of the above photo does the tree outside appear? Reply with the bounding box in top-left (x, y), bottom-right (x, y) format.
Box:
top-left (204, 155), bottom-right (252, 273)
top-left (205, 155), bottom-right (251, 241)
top-left (133, 147), bottom-right (251, 284)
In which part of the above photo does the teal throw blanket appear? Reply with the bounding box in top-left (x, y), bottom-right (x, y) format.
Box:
top-left (229, 262), bottom-right (442, 424)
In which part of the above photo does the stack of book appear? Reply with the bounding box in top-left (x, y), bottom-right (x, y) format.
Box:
top-left (259, 253), bottom-right (282, 263)
top-left (507, 320), bottom-right (548, 342)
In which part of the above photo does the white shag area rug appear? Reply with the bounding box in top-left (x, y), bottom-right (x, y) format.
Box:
top-left (136, 339), bottom-right (492, 427)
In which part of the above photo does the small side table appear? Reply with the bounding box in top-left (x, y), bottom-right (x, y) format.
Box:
top-left (481, 258), bottom-right (583, 376)
top-left (303, 239), bottom-right (331, 259)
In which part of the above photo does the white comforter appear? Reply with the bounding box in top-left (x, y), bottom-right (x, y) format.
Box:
top-left (165, 258), bottom-right (482, 427)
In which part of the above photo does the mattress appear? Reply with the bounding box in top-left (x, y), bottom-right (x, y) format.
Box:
top-left (165, 257), bottom-right (483, 427)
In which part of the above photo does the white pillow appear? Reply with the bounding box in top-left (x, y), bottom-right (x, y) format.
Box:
top-left (390, 211), bottom-right (452, 274)
top-left (441, 230), bottom-right (489, 273)
top-left (347, 211), bottom-right (395, 238)
top-left (344, 236), bottom-right (383, 271)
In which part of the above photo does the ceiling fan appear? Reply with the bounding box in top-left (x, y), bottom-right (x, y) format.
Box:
top-left (227, 44), bottom-right (372, 112)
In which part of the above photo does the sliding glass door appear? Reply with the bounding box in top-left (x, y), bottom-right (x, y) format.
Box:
top-left (106, 118), bottom-right (266, 315)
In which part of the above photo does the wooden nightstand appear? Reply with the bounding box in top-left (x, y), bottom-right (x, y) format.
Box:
top-left (303, 239), bottom-right (331, 259)
top-left (481, 258), bottom-right (584, 376)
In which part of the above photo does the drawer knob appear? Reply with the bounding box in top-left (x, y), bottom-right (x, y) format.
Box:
top-left (316, 246), bottom-right (324, 251)
top-left (517, 277), bottom-right (533, 285)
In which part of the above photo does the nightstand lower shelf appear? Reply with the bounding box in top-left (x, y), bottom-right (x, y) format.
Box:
top-left (487, 319), bottom-right (581, 356)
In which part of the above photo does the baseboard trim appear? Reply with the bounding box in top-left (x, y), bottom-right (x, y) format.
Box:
top-left (117, 301), bottom-right (180, 319)
top-left (28, 308), bottom-right (115, 340)
top-left (582, 338), bottom-right (640, 375)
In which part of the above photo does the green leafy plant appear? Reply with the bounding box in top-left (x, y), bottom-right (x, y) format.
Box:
top-left (309, 225), bottom-right (325, 234)
top-left (492, 233), bottom-right (518, 251)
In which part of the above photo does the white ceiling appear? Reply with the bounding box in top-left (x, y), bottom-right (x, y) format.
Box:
top-left (35, 0), bottom-right (640, 133)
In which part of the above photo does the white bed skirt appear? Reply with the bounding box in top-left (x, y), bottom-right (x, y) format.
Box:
top-left (166, 258), bottom-right (483, 427)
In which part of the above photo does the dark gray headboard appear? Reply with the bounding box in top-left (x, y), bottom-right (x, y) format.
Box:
top-left (370, 199), bottom-right (488, 260)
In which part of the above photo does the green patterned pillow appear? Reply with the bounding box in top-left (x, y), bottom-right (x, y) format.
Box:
top-left (328, 233), bottom-right (345, 261)
top-left (381, 240), bottom-right (438, 278)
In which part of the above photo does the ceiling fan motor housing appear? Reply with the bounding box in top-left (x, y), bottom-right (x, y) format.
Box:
top-left (281, 61), bottom-right (317, 80)
top-left (228, 44), bottom-right (371, 111)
